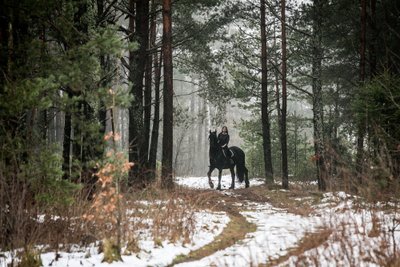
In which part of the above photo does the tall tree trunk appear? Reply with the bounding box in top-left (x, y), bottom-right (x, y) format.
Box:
top-left (143, 55), bottom-right (152, 162)
top-left (195, 98), bottom-right (204, 176)
top-left (72, 101), bottom-right (84, 182)
top-left (128, 0), bottom-right (137, 184)
top-left (274, 19), bottom-right (282, 178)
top-left (332, 82), bottom-right (340, 177)
top-left (312, 0), bottom-right (326, 191)
top-left (137, 0), bottom-right (150, 170)
top-left (161, 0), bottom-right (174, 189)
top-left (56, 99), bottom-right (63, 144)
top-left (368, 0), bottom-right (377, 77)
top-left (189, 92), bottom-right (196, 175)
top-left (149, 50), bottom-right (162, 180)
top-left (97, 0), bottom-right (107, 149)
top-left (40, 24), bottom-right (48, 142)
top-left (143, 0), bottom-right (156, 182)
top-left (294, 111), bottom-right (298, 177)
top-left (260, 0), bottom-right (274, 183)
top-left (0, 7), bottom-right (8, 89)
top-left (356, 0), bottom-right (367, 182)
top-left (62, 91), bottom-right (73, 180)
top-left (145, 0), bottom-right (162, 180)
top-left (280, 0), bottom-right (289, 189)
top-left (128, 0), bottom-right (150, 186)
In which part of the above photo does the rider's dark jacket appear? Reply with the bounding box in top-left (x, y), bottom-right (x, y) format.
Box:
top-left (217, 132), bottom-right (230, 148)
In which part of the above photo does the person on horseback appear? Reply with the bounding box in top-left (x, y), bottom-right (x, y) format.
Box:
top-left (218, 126), bottom-right (232, 161)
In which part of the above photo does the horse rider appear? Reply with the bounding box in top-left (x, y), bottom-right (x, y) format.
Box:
top-left (218, 126), bottom-right (232, 161)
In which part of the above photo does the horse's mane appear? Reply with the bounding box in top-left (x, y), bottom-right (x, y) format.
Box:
top-left (208, 131), bottom-right (220, 158)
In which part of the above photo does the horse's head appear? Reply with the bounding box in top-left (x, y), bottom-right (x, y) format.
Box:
top-left (208, 130), bottom-right (218, 149)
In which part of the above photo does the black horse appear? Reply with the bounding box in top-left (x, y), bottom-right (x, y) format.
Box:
top-left (207, 130), bottom-right (249, 190)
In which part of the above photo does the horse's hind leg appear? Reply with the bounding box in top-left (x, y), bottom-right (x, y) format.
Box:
top-left (216, 169), bottom-right (222, 190)
top-left (244, 167), bottom-right (249, 188)
top-left (229, 167), bottom-right (235, 189)
top-left (207, 167), bottom-right (215, 189)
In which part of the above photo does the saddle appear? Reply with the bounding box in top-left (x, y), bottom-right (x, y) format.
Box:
top-left (222, 148), bottom-right (235, 162)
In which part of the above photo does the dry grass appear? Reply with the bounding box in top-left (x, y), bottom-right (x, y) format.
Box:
top-left (233, 184), bottom-right (322, 216)
top-left (1, 184), bottom-right (227, 265)
top-left (262, 227), bottom-right (332, 267)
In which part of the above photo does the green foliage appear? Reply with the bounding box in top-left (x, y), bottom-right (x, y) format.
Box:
top-left (20, 145), bottom-right (81, 207)
top-left (174, 0), bottom-right (240, 107)
top-left (239, 113), bottom-right (315, 180)
top-left (355, 72), bottom-right (400, 177)
top-left (0, 0), bottom-right (133, 250)
top-left (356, 72), bottom-right (400, 133)
top-left (0, 76), bottom-right (56, 117)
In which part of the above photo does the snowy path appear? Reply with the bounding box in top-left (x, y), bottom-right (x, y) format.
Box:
top-left (175, 176), bottom-right (400, 267)
top-left (175, 176), bottom-right (320, 266)
top-left (175, 202), bottom-right (317, 267)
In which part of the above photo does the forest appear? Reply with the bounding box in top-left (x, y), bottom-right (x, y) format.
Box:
top-left (1, 0), bottom-right (400, 266)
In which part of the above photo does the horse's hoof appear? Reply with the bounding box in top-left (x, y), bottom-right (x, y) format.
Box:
top-left (209, 181), bottom-right (214, 189)
top-left (216, 186), bottom-right (222, 191)
top-left (229, 186), bottom-right (234, 190)
top-left (245, 183), bottom-right (250, 188)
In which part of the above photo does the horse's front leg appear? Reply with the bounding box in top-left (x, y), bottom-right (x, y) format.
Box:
top-left (207, 167), bottom-right (214, 189)
top-left (216, 169), bottom-right (222, 190)
top-left (229, 167), bottom-right (235, 189)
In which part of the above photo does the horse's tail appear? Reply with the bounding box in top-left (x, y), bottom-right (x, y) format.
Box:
top-left (236, 164), bottom-right (246, 183)
top-left (231, 146), bottom-right (248, 183)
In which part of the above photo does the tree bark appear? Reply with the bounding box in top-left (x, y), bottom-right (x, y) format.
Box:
top-left (161, 0), bottom-right (174, 189)
top-left (128, 0), bottom-right (150, 186)
top-left (274, 19), bottom-right (282, 178)
top-left (260, 0), bottom-right (274, 184)
top-left (97, 0), bottom-right (107, 153)
top-left (294, 111), bottom-right (299, 177)
top-left (62, 91), bottom-right (73, 180)
top-left (149, 41), bottom-right (162, 180)
top-left (281, 0), bottom-right (289, 189)
top-left (368, 0), bottom-right (377, 77)
top-left (136, 0), bottom-right (150, 173)
top-left (143, 0), bottom-right (156, 182)
top-left (312, 0), bottom-right (326, 191)
top-left (128, 0), bottom-right (137, 184)
top-left (355, 0), bottom-right (367, 182)
top-left (0, 6), bottom-right (8, 89)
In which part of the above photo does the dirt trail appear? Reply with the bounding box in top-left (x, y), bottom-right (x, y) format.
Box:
top-left (170, 189), bottom-right (258, 266)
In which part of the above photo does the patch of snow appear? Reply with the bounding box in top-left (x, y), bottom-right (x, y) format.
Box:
top-left (35, 215), bottom-right (62, 223)
top-left (176, 202), bottom-right (319, 267)
top-left (280, 194), bottom-right (400, 266)
top-left (175, 175), bottom-right (264, 190)
top-left (2, 211), bottom-right (229, 267)
top-left (176, 177), bottom-right (400, 267)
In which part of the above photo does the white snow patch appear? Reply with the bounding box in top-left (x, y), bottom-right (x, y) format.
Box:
top-left (2, 210), bottom-right (229, 267)
top-left (176, 175), bottom-right (264, 190)
top-left (176, 202), bottom-right (319, 267)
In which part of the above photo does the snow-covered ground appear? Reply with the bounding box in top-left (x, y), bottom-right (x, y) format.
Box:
top-left (177, 176), bottom-right (400, 266)
top-left (2, 176), bottom-right (400, 267)
top-left (175, 175), bottom-right (265, 189)
top-left (2, 209), bottom-right (230, 267)
top-left (37, 210), bottom-right (229, 267)
top-left (176, 201), bottom-right (317, 267)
